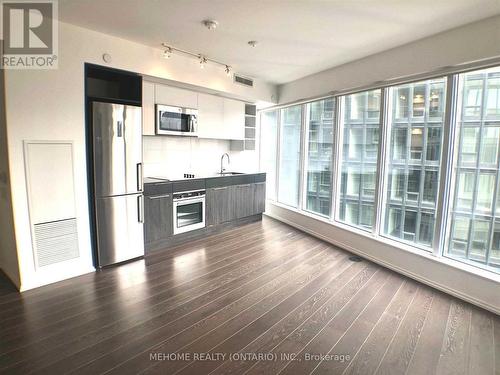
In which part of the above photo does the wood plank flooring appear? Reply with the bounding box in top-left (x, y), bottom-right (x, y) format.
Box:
top-left (0, 217), bottom-right (498, 375)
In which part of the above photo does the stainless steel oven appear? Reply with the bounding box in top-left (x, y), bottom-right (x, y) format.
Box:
top-left (172, 190), bottom-right (205, 234)
top-left (156, 104), bottom-right (198, 136)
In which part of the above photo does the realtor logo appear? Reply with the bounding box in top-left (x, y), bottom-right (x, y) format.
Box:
top-left (1, 0), bottom-right (58, 69)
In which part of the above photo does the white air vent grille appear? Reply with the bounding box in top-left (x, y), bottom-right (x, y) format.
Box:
top-left (34, 218), bottom-right (79, 267)
top-left (234, 74), bottom-right (254, 87)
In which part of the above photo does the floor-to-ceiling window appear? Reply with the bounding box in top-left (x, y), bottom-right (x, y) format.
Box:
top-left (304, 98), bottom-right (335, 217)
top-left (382, 78), bottom-right (447, 248)
top-left (260, 110), bottom-right (279, 200)
top-left (337, 90), bottom-right (381, 230)
top-left (447, 66), bottom-right (500, 271)
top-left (278, 105), bottom-right (302, 207)
top-left (260, 64), bottom-right (500, 277)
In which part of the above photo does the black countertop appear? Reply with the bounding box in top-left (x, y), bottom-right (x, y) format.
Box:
top-left (144, 173), bottom-right (266, 196)
top-left (143, 172), bottom-right (266, 196)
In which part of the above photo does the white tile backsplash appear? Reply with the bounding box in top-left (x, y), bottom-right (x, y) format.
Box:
top-left (143, 136), bottom-right (259, 178)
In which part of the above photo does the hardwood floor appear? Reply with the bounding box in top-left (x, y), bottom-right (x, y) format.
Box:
top-left (0, 217), bottom-right (498, 375)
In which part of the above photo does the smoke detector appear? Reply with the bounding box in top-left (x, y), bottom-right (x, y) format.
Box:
top-left (202, 20), bottom-right (218, 30)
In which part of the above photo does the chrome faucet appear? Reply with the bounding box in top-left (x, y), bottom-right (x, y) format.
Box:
top-left (220, 153), bottom-right (230, 174)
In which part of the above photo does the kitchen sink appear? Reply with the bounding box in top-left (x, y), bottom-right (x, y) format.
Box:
top-left (218, 172), bottom-right (244, 176)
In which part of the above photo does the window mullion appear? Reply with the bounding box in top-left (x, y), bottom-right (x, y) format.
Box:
top-left (298, 104), bottom-right (307, 211)
top-left (374, 88), bottom-right (390, 235)
top-left (432, 74), bottom-right (460, 256)
top-left (275, 110), bottom-right (281, 203)
top-left (332, 97), bottom-right (343, 221)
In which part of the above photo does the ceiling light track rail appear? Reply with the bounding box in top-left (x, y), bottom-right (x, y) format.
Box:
top-left (161, 43), bottom-right (232, 75)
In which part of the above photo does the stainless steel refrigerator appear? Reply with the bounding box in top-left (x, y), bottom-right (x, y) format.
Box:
top-left (92, 101), bottom-right (144, 267)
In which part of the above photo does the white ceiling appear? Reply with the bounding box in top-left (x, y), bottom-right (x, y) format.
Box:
top-left (59, 0), bottom-right (500, 84)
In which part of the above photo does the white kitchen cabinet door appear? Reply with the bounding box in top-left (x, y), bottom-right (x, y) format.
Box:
top-left (142, 81), bottom-right (155, 136)
top-left (223, 98), bottom-right (245, 140)
top-left (154, 84), bottom-right (198, 109)
top-left (197, 92), bottom-right (224, 139)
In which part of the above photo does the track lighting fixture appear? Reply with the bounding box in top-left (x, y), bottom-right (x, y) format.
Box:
top-left (202, 19), bottom-right (218, 30)
top-left (163, 46), bottom-right (172, 59)
top-left (161, 43), bottom-right (234, 77)
top-left (199, 55), bottom-right (207, 69)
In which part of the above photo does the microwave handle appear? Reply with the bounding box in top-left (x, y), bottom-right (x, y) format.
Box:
top-left (189, 115), bottom-right (197, 133)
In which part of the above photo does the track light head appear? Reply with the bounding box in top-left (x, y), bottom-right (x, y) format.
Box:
top-left (199, 55), bottom-right (207, 68)
top-left (225, 65), bottom-right (231, 76)
top-left (202, 19), bottom-right (218, 30)
top-left (163, 46), bottom-right (172, 59)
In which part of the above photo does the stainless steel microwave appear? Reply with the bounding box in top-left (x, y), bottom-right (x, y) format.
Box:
top-left (156, 104), bottom-right (198, 136)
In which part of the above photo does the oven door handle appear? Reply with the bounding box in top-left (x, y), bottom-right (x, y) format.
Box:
top-left (173, 196), bottom-right (205, 203)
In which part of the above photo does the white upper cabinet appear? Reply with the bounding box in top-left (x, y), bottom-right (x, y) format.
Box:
top-left (154, 84), bottom-right (198, 109)
top-left (223, 98), bottom-right (245, 140)
top-left (197, 95), bottom-right (245, 140)
top-left (197, 93), bottom-right (224, 139)
top-left (147, 83), bottom-right (245, 140)
top-left (142, 81), bottom-right (155, 136)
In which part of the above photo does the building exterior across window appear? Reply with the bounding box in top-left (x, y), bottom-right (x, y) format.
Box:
top-left (337, 90), bottom-right (381, 230)
top-left (447, 67), bottom-right (500, 271)
top-left (278, 105), bottom-right (302, 208)
top-left (304, 98), bottom-right (335, 217)
top-left (382, 78), bottom-right (446, 249)
top-left (259, 64), bottom-right (500, 275)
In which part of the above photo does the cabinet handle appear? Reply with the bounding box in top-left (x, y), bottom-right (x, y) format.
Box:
top-left (148, 194), bottom-right (171, 200)
top-left (138, 195), bottom-right (144, 223)
top-left (237, 184), bottom-right (251, 188)
top-left (212, 187), bottom-right (228, 191)
top-left (137, 163), bottom-right (144, 192)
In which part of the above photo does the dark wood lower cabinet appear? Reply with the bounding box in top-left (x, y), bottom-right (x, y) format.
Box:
top-left (145, 174), bottom-right (266, 251)
top-left (253, 182), bottom-right (266, 214)
top-left (206, 186), bottom-right (235, 227)
top-left (144, 193), bottom-right (173, 244)
top-left (234, 184), bottom-right (254, 219)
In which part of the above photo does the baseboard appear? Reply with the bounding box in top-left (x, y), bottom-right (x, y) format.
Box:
top-left (19, 266), bottom-right (96, 292)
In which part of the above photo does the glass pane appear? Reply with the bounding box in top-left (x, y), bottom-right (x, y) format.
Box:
top-left (278, 105), bottom-right (302, 207)
top-left (392, 128), bottom-right (407, 160)
top-left (177, 202), bottom-right (203, 228)
top-left (426, 128), bottom-right (441, 161)
top-left (419, 213), bottom-right (435, 246)
top-left (460, 127), bottom-right (479, 164)
top-left (423, 169), bottom-right (439, 206)
top-left (450, 216), bottom-right (470, 258)
top-left (260, 110), bottom-right (278, 200)
top-left (486, 77), bottom-right (500, 118)
top-left (447, 66), bottom-right (500, 273)
top-left (479, 127), bottom-right (499, 165)
top-left (305, 98), bottom-right (334, 217)
top-left (382, 78), bottom-right (446, 249)
top-left (456, 171), bottom-right (475, 210)
top-left (338, 89), bottom-right (381, 230)
top-left (395, 87), bottom-right (410, 119)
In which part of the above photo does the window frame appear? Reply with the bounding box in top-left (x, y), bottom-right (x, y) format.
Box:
top-left (301, 97), bottom-right (336, 218)
top-left (258, 61), bottom-right (500, 276)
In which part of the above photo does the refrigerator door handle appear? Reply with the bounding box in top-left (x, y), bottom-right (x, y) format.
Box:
top-left (117, 120), bottom-right (123, 137)
top-left (137, 195), bottom-right (144, 223)
top-left (137, 163), bottom-right (143, 192)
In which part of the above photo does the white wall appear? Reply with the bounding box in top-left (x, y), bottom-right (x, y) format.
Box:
top-left (278, 15), bottom-right (500, 104)
top-left (0, 69), bottom-right (21, 288)
top-left (143, 136), bottom-right (259, 178)
top-left (265, 204), bottom-right (500, 315)
top-left (3, 21), bottom-right (277, 290)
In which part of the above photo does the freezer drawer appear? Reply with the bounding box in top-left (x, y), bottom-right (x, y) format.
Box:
top-left (93, 102), bottom-right (143, 197)
top-left (95, 194), bottom-right (144, 267)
